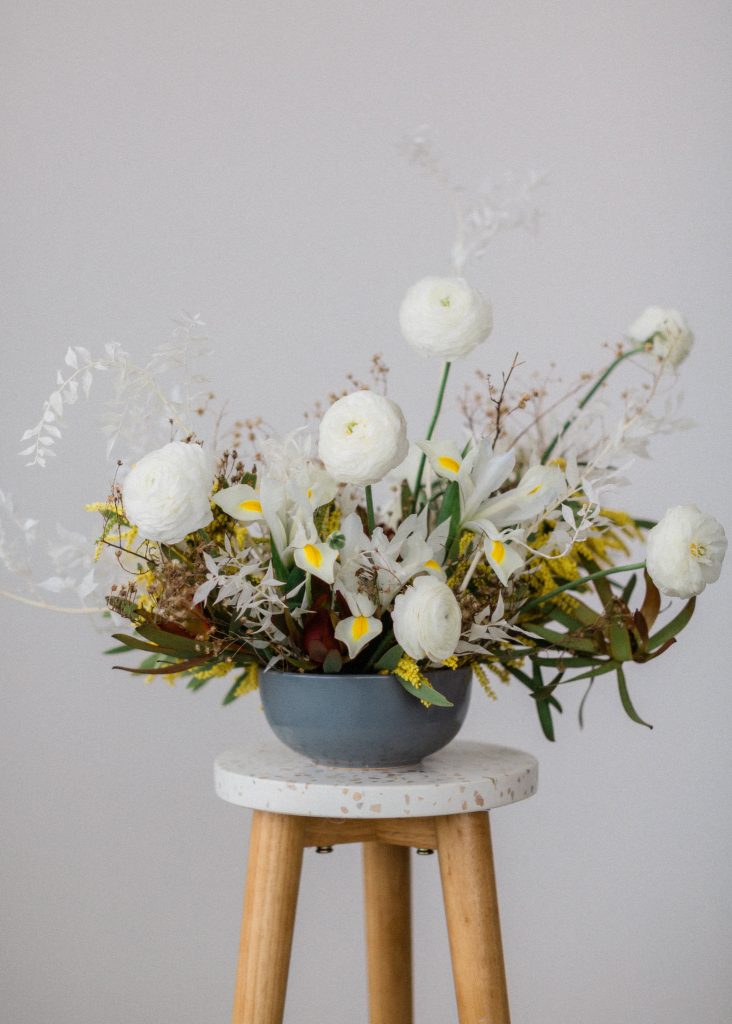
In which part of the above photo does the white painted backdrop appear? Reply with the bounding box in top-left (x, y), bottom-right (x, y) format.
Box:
top-left (2, 3), bottom-right (730, 1022)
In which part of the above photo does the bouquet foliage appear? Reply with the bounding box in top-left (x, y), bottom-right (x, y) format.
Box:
top-left (7, 144), bottom-right (727, 741)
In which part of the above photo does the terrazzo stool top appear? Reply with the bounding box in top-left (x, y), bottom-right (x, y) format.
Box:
top-left (215, 739), bottom-right (538, 819)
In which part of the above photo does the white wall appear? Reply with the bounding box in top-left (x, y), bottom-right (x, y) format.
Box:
top-left (2, 3), bottom-right (730, 1022)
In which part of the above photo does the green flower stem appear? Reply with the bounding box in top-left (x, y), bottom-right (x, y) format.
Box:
top-left (365, 484), bottom-right (376, 535)
top-left (411, 360), bottom-right (452, 513)
top-left (519, 561), bottom-right (646, 612)
top-left (541, 345), bottom-right (647, 464)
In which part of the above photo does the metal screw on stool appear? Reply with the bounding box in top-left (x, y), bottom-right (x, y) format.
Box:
top-left (315, 845), bottom-right (334, 854)
top-left (415, 848), bottom-right (435, 856)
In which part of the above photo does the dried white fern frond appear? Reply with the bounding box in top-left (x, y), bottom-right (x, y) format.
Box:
top-left (403, 125), bottom-right (547, 273)
top-left (0, 488), bottom-right (38, 582)
top-left (20, 314), bottom-right (212, 467)
top-left (452, 169), bottom-right (548, 273)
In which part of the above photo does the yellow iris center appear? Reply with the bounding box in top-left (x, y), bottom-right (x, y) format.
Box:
top-left (303, 544), bottom-right (323, 568)
top-left (491, 540), bottom-right (506, 564)
top-left (424, 559), bottom-right (441, 571)
top-left (437, 455), bottom-right (460, 474)
top-left (527, 484), bottom-right (542, 495)
top-left (239, 499), bottom-right (262, 513)
top-left (351, 615), bottom-right (369, 640)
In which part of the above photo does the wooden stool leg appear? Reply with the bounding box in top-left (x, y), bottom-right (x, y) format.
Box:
top-left (363, 842), bottom-right (413, 1024)
top-left (436, 812), bottom-right (510, 1024)
top-left (232, 810), bottom-right (305, 1024)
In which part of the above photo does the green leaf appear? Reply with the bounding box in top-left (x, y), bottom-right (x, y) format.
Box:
top-left (620, 574), bottom-right (638, 606)
top-left (187, 674), bottom-right (213, 692)
top-left (136, 624), bottom-right (205, 656)
top-left (536, 699), bottom-right (557, 740)
top-left (533, 660), bottom-right (557, 741)
top-left (608, 622), bottom-right (632, 663)
top-left (531, 670), bottom-right (565, 701)
top-left (285, 564), bottom-right (307, 594)
top-left (647, 597), bottom-right (696, 651)
top-left (616, 667), bottom-right (652, 729)
top-left (547, 602), bottom-right (600, 628)
top-left (548, 661), bottom-right (620, 686)
top-left (269, 538), bottom-right (289, 585)
top-left (396, 675), bottom-right (454, 708)
top-left (115, 656), bottom-right (208, 676)
top-left (103, 644), bottom-right (132, 655)
top-left (375, 644), bottom-right (404, 672)
top-left (579, 554), bottom-right (612, 608)
top-left (530, 655), bottom-right (601, 669)
top-left (504, 663), bottom-right (563, 711)
top-left (436, 481), bottom-right (461, 558)
top-left (505, 662), bottom-right (560, 740)
top-left (526, 624), bottom-right (598, 654)
top-left (138, 653), bottom-right (162, 671)
top-left (222, 673), bottom-right (247, 705)
top-left (400, 481), bottom-right (413, 520)
top-left (111, 633), bottom-right (180, 656)
top-left (632, 517), bottom-right (658, 531)
top-left (367, 630), bottom-right (396, 668)
top-left (322, 649), bottom-right (343, 674)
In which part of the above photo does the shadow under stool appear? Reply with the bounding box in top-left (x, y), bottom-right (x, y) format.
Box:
top-left (215, 739), bottom-right (538, 1024)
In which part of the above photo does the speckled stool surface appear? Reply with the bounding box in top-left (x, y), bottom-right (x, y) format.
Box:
top-left (215, 738), bottom-right (538, 818)
top-left (216, 739), bottom-right (538, 1024)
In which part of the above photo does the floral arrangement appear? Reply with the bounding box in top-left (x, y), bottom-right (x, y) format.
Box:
top-left (6, 140), bottom-right (727, 741)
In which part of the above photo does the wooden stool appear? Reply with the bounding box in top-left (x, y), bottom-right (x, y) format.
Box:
top-left (215, 739), bottom-right (538, 1024)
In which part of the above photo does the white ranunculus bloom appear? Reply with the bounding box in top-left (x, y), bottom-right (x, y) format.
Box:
top-left (123, 441), bottom-right (214, 544)
top-left (646, 505), bottom-right (727, 599)
top-left (399, 276), bottom-right (493, 359)
top-left (627, 306), bottom-right (694, 367)
top-left (318, 390), bottom-right (409, 486)
top-left (392, 575), bottom-right (462, 663)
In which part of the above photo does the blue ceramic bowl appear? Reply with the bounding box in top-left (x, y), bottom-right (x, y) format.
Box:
top-left (259, 667), bottom-right (472, 768)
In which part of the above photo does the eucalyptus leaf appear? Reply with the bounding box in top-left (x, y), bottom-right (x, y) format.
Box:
top-left (322, 650), bottom-right (343, 674)
top-left (375, 644), bottom-right (404, 672)
top-left (396, 675), bottom-right (454, 708)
